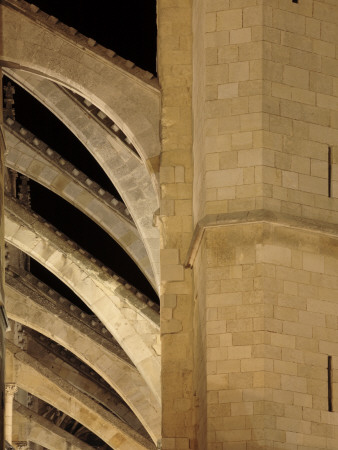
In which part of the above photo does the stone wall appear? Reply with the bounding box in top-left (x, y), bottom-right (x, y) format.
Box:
top-left (157, 0), bottom-right (195, 448)
top-left (192, 0), bottom-right (338, 223)
top-left (159, 0), bottom-right (338, 448)
top-left (194, 221), bottom-right (338, 448)
top-left (189, 1), bottom-right (338, 448)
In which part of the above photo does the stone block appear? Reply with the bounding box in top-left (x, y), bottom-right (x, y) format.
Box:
top-left (217, 9), bottom-right (242, 31)
top-left (230, 28), bottom-right (251, 45)
top-left (283, 65), bottom-right (309, 89)
top-left (218, 82), bottom-right (239, 99)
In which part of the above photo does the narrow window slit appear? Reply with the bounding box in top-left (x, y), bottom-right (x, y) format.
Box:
top-left (328, 146), bottom-right (332, 198)
top-left (292, 0), bottom-right (298, 3)
top-left (328, 355), bottom-right (333, 412)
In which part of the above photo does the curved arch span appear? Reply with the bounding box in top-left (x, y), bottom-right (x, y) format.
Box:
top-left (5, 271), bottom-right (160, 442)
top-left (4, 122), bottom-right (156, 290)
top-left (0, 1), bottom-right (161, 163)
top-left (14, 401), bottom-right (93, 450)
top-left (6, 341), bottom-right (155, 450)
top-left (4, 68), bottom-right (160, 290)
top-left (4, 196), bottom-right (161, 403)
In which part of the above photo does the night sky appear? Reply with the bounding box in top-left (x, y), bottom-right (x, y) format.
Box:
top-left (25, 0), bottom-right (157, 75)
top-left (4, 0), bottom-right (158, 304)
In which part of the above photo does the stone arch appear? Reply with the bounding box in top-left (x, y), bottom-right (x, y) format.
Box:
top-left (6, 342), bottom-right (155, 450)
top-left (0, 1), bottom-right (160, 164)
top-left (4, 68), bottom-right (160, 290)
top-left (14, 401), bottom-right (93, 450)
top-left (5, 271), bottom-right (160, 442)
top-left (4, 122), bottom-right (156, 290)
top-left (5, 196), bottom-right (161, 402)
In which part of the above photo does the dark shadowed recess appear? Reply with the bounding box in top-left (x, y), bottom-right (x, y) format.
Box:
top-left (29, 180), bottom-right (159, 303)
top-left (5, 76), bottom-right (122, 202)
top-left (25, 0), bottom-right (157, 75)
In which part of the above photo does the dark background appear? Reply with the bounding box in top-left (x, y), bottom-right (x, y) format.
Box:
top-left (4, 0), bottom-right (158, 305)
top-left (26, 0), bottom-right (157, 75)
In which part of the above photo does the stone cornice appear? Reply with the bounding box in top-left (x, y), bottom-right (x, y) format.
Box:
top-left (185, 210), bottom-right (338, 268)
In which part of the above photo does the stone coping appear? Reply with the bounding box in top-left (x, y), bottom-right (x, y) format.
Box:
top-left (59, 86), bottom-right (141, 160)
top-left (1, 0), bottom-right (159, 90)
top-left (185, 209), bottom-right (338, 268)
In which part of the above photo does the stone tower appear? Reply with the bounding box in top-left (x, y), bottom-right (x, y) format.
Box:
top-left (158, 1), bottom-right (338, 448)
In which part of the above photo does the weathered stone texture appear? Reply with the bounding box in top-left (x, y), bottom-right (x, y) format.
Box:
top-left (5, 271), bottom-right (160, 442)
top-left (6, 341), bottom-right (153, 449)
top-left (197, 222), bottom-right (338, 448)
top-left (4, 68), bottom-right (160, 291)
top-left (192, 0), bottom-right (338, 223)
top-left (4, 121), bottom-right (155, 290)
top-left (158, 0), bottom-right (338, 448)
top-left (4, 197), bottom-right (161, 407)
top-left (0, 0), bottom-right (338, 448)
top-left (158, 0), bottom-right (195, 448)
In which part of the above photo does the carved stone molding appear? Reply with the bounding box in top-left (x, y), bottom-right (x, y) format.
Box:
top-left (5, 383), bottom-right (18, 396)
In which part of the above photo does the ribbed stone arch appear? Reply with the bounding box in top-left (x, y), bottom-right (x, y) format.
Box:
top-left (14, 402), bottom-right (93, 450)
top-left (4, 67), bottom-right (160, 291)
top-left (4, 122), bottom-right (156, 290)
top-left (0, 0), bottom-right (160, 163)
top-left (4, 197), bottom-right (161, 403)
top-left (24, 327), bottom-right (147, 437)
top-left (5, 272), bottom-right (160, 442)
top-left (6, 342), bottom-right (155, 450)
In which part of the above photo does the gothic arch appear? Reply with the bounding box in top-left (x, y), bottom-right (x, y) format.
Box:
top-left (14, 403), bottom-right (91, 450)
top-left (0, 0), bottom-right (160, 163)
top-left (4, 68), bottom-right (160, 290)
top-left (5, 272), bottom-right (161, 441)
top-left (6, 342), bottom-right (154, 450)
top-left (5, 196), bottom-right (161, 402)
top-left (4, 122), bottom-right (155, 289)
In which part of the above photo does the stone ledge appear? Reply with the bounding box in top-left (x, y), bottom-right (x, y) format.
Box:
top-left (185, 209), bottom-right (338, 268)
